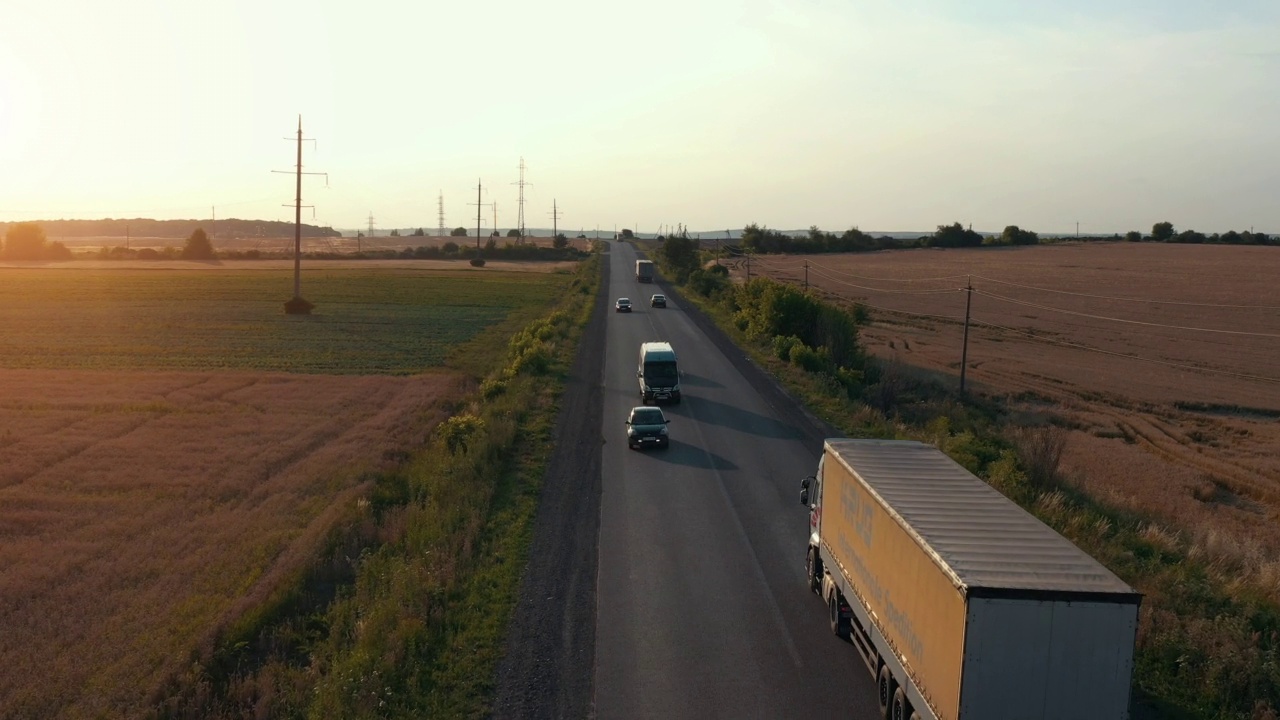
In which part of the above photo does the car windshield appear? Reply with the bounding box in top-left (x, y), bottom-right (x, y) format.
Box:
top-left (653, 295), bottom-right (664, 300)
top-left (631, 409), bottom-right (664, 425)
top-left (618, 298), bottom-right (630, 304)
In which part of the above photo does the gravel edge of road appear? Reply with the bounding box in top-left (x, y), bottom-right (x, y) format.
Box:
top-left (490, 252), bottom-right (608, 719)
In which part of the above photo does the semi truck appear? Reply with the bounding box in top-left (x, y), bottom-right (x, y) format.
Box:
top-left (800, 439), bottom-right (1141, 720)
top-left (635, 259), bottom-right (654, 283)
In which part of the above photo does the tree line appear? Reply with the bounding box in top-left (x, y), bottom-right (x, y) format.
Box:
top-left (736, 221), bottom-right (1274, 254)
top-left (0, 218), bottom-right (341, 239)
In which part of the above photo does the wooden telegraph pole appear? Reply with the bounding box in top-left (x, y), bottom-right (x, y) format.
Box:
top-left (960, 276), bottom-right (973, 392)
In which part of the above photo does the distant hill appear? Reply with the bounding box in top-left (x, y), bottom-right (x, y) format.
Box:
top-left (0, 218), bottom-right (341, 239)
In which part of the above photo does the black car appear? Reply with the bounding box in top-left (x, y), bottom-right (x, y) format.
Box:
top-left (615, 298), bottom-right (632, 312)
top-left (650, 294), bottom-right (667, 308)
top-left (626, 406), bottom-right (669, 449)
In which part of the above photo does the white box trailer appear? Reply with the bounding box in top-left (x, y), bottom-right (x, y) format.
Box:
top-left (635, 259), bottom-right (654, 282)
top-left (800, 439), bottom-right (1141, 720)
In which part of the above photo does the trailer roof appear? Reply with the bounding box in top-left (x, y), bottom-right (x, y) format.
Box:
top-left (825, 439), bottom-right (1137, 598)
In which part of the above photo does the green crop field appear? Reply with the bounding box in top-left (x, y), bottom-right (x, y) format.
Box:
top-left (0, 267), bottom-right (572, 373)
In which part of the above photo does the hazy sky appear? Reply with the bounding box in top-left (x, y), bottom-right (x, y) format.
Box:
top-left (1, 0), bottom-right (1277, 235)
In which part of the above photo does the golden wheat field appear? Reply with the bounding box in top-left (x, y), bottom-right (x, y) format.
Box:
top-left (747, 243), bottom-right (1280, 585)
top-left (0, 369), bottom-right (465, 717)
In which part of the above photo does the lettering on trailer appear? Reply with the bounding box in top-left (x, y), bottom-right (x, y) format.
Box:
top-left (835, 480), bottom-right (927, 665)
top-left (841, 480), bottom-right (875, 549)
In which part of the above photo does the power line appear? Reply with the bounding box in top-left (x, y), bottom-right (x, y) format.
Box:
top-left (971, 275), bottom-right (1280, 309)
top-left (807, 266), bottom-right (964, 295)
top-left (969, 318), bottom-right (1280, 385)
top-left (974, 289), bottom-right (1280, 339)
top-left (804, 259), bottom-right (970, 283)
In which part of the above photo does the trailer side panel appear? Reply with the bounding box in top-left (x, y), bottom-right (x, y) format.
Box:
top-left (823, 453), bottom-right (967, 720)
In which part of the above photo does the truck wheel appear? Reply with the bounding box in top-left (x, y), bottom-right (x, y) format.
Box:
top-left (876, 664), bottom-right (894, 719)
top-left (805, 548), bottom-right (821, 595)
top-left (891, 687), bottom-right (911, 720)
top-left (828, 592), bottom-right (850, 640)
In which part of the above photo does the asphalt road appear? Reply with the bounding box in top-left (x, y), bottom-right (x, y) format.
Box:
top-left (593, 243), bottom-right (880, 719)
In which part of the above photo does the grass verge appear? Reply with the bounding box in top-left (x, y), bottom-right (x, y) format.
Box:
top-left (152, 255), bottom-right (601, 718)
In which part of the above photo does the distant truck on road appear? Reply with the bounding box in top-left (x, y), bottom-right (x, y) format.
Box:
top-left (801, 439), bottom-right (1140, 720)
top-left (635, 259), bottom-right (654, 283)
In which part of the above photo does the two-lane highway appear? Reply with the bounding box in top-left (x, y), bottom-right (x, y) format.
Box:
top-left (594, 243), bottom-right (879, 718)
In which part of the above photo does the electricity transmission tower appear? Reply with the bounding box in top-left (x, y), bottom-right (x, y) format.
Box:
top-left (437, 191), bottom-right (445, 237)
top-left (272, 115), bottom-right (327, 314)
top-left (512, 157), bottom-right (531, 243)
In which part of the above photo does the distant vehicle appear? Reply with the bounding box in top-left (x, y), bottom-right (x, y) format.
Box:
top-left (615, 298), bottom-right (632, 313)
top-left (637, 341), bottom-right (680, 404)
top-left (649, 294), bottom-right (667, 308)
top-left (625, 405), bottom-right (669, 449)
top-left (801, 439), bottom-right (1141, 720)
top-left (635, 259), bottom-right (655, 283)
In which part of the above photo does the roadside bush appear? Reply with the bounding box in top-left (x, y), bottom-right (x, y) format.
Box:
top-left (480, 378), bottom-right (507, 399)
top-left (470, 258), bottom-right (486, 267)
top-left (437, 414), bottom-right (484, 455)
top-left (1011, 425), bottom-right (1068, 488)
top-left (687, 267), bottom-right (730, 297)
top-left (773, 335), bottom-right (803, 362)
top-left (789, 343), bottom-right (829, 373)
top-left (731, 278), bottom-right (861, 370)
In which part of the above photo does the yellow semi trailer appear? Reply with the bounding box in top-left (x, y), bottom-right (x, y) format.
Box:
top-left (800, 439), bottom-right (1141, 720)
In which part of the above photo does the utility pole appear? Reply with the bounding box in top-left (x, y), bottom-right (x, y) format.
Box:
top-left (467, 179), bottom-right (493, 250)
top-left (960, 276), bottom-right (973, 393)
top-left (1076, 221), bottom-right (1080, 239)
top-left (493, 201), bottom-right (498, 239)
top-left (549, 199), bottom-right (563, 244)
top-left (367, 213), bottom-right (375, 239)
top-left (475, 180), bottom-right (482, 249)
top-left (272, 115), bottom-right (326, 314)
top-left (437, 191), bottom-right (446, 237)
top-left (804, 260), bottom-right (809, 290)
